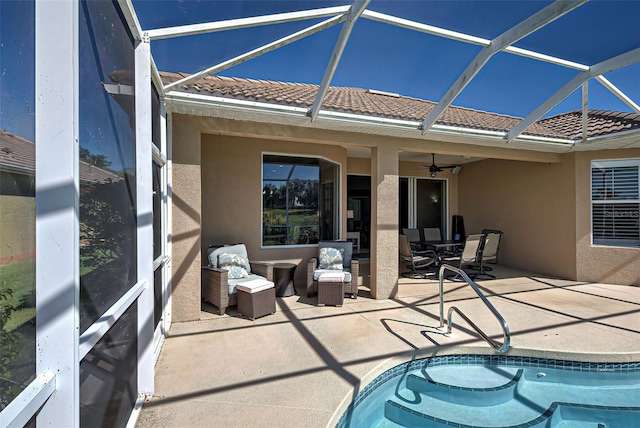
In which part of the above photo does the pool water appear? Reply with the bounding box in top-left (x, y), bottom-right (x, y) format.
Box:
top-left (337, 355), bottom-right (640, 428)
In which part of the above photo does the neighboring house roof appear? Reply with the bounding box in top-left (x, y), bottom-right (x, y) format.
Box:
top-left (0, 129), bottom-right (122, 184)
top-left (0, 130), bottom-right (34, 174)
top-left (160, 72), bottom-right (640, 141)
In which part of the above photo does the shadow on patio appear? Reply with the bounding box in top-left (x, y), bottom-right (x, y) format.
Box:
top-left (136, 265), bottom-right (640, 428)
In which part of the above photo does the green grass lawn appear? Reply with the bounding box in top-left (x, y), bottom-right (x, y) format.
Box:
top-left (0, 259), bottom-right (36, 332)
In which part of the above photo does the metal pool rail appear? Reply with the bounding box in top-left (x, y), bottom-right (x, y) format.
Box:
top-left (438, 264), bottom-right (510, 353)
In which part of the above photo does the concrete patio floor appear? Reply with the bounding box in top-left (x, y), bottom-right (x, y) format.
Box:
top-left (136, 265), bottom-right (640, 428)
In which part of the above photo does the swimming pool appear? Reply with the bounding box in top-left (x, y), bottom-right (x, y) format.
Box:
top-left (337, 355), bottom-right (640, 427)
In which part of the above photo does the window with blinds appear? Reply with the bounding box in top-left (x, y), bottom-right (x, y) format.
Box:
top-left (591, 159), bottom-right (640, 247)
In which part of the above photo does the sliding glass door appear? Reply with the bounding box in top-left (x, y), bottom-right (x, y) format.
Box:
top-left (399, 177), bottom-right (448, 238)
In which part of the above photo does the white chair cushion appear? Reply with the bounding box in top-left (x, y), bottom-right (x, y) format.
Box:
top-left (317, 271), bottom-right (347, 283)
top-left (313, 269), bottom-right (352, 282)
top-left (228, 274), bottom-right (273, 294)
top-left (235, 278), bottom-right (275, 294)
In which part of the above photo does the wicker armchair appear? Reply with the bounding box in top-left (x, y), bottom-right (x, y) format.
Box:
top-left (202, 244), bottom-right (273, 315)
top-left (306, 241), bottom-right (359, 299)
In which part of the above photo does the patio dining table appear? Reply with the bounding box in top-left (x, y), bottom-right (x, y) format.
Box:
top-left (419, 240), bottom-right (463, 265)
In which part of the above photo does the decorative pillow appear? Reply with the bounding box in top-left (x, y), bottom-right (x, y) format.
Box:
top-left (218, 253), bottom-right (249, 279)
top-left (318, 247), bottom-right (344, 270)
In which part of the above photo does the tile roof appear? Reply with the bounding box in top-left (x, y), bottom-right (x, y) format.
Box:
top-left (536, 110), bottom-right (640, 139)
top-left (160, 72), bottom-right (640, 141)
top-left (1, 129), bottom-right (122, 184)
top-left (0, 129), bottom-right (34, 173)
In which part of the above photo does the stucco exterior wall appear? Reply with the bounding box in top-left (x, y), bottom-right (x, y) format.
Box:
top-left (170, 112), bottom-right (638, 322)
top-left (347, 157), bottom-right (371, 175)
top-left (458, 156), bottom-right (577, 280)
top-left (170, 115), bottom-right (203, 322)
top-left (574, 149), bottom-right (640, 285)
top-left (370, 145), bottom-right (400, 298)
top-left (201, 132), bottom-right (348, 290)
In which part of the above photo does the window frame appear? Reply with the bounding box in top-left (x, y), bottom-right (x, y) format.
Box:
top-left (590, 158), bottom-right (640, 248)
top-left (261, 152), bottom-right (341, 248)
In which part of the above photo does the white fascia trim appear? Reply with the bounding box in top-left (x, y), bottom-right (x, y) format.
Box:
top-left (585, 128), bottom-right (640, 143)
top-left (427, 124), bottom-right (505, 138)
top-left (515, 134), bottom-right (576, 145)
top-left (428, 124), bottom-right (574, 145)
top-left (165, 91), bottom-right (309, 115)
top-left (78, 280), bottom-right (147, 360)
top-left (316, 109), bottom-right (421, 129)
top-left (0, 164), bottom-right (34, 175)
top-left (165, 91), bottom-right (576, 144)
top-left (0, 372), bottom-right (56, 428)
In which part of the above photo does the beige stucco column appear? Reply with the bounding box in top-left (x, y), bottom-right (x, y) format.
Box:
top-left (370, 145), bottom-right (399, 298)
top-left (170, 115), bottom-right (202, 322)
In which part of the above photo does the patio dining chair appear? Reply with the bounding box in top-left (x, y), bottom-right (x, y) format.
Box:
top-left (402, 227), bottom-right (424, 252)
top-left (399, 234), bottom-right (437, 279)
top-left (423, 227), bottom-right (442, 241)
top-left (481, 229), bottom-right (503, 265)
top-left (473, 229), bottom-right (503, 279)
top-left (441, 234), bottom-right (485, 280)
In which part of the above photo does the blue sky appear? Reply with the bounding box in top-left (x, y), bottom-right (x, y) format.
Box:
top-left (1, 1), bottom-right (638, 146)
top-left (133, 0), bottom-right (640, 118)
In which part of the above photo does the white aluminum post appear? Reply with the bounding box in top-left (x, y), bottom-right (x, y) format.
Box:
top-left (135, 33), bottom-right (155, 399)
top-left (582, 82), bottom-right (589, 142)
top-left (35, 0), bottom-right (80, 426)
top-left (165, 112), bottom-right (173, 330)
top-left (160, 102), bottom-right (172, 335)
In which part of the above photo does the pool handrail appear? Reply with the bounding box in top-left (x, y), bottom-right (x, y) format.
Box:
top-left (438, 264), bottom-right (511, 353)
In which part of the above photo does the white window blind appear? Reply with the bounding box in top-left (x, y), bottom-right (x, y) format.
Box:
top-left (591, 160), bottom-right (640, 247)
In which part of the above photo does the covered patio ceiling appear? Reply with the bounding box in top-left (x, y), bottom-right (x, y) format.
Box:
top-left (128, 0), bottom-right (640, 154)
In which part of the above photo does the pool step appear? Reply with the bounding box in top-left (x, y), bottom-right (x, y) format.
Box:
top-left (383, 369), bottom-right (640, 428)
top-left (384, 399), bottom-right (640, 428)
top-left (405, 369), bottom-right (522, 406)
top-left (384, 398), bottom-right (551, 428)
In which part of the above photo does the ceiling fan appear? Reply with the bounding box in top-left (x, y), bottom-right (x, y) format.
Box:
top-left (423, 153), bottom-right (460, 178)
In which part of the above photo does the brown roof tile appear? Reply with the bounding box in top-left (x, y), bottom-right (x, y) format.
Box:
top-left (1, 129), bottom-right (122, 183)
top-left (160, 72), bottom-right (640, 140)
top-left (0, 129), bottom-right (34, 172)
top-left (536, 110), bottom-right (640, 139)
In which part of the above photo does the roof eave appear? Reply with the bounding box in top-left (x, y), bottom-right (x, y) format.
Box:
top-left (165, 90), bottom-right (581, 147)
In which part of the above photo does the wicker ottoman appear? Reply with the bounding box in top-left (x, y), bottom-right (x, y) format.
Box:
top-left (317, 272), bottom-right (345, 307)
top-left (236, 279), bottom-right (276, 320)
